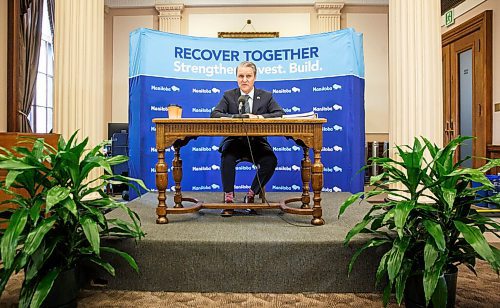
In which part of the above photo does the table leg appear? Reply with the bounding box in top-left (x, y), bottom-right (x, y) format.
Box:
top-left (301, 148), bottom-right (311, 209)
top-left (156, 149), bottom-right (168, 224)
top-left (173, 145), bottom-right (183, 208)
top-left (311, 148), bottom-right (325, 225)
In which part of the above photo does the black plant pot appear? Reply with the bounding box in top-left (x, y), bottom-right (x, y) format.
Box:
top-left (404, 266), bottom-right (458, 308)
top-left (42, 267), bottom-right (80, 308)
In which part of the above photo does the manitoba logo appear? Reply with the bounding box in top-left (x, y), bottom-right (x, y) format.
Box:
top-left (192, 87), bottom-right (220, 94)
top-left (236, 165), bottom-right (253, 171)
top-left (322, 186), bottom-right (342, 192)
top-left (283, 106), bottom-right (301, 113)
top-left (151, 85), bottom-right (180, 92)
top-left (192, 166), bottom-right (212, 171)
top-left (323, 125), bottom-right (343, 132)
top-left (235, 184), bottom-right (251, 189)
top-left (150, 146), bottom-right (173, 153)
top-left (311, 83), bottom-right (341, 92)
top-left (272, 185), bottom-right (292, 191)
top-left (192, 146), bottom-right (213, 152)
top-left (151, 105), bottom-right (168, 112)
top-left (312, 104), bottom-right (342, 112)
top-left (272, 86), bottom-right (300, 94)
top-left (273, 88), bottom-right (291, 94)
top-left (192, 107), bottom-right (213, 113)
top-left (191, 184), bottom-right (219, 191)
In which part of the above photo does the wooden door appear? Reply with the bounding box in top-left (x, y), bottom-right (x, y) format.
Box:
top-left (442, 11), bottom-right (492, 168)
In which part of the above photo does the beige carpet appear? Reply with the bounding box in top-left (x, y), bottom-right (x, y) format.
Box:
top-left (1, 261), bottom-right (498, 307)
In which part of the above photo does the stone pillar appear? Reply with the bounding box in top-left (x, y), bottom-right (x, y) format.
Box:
top-left (389, 0), bottom-right (443, 152)
top-left (155, 3), bottom-right (184, 33)
top-left (388, 0), bottom-right (443, 199)
top-left (53, 0), bottom-right (104, 147)
top-left (314, 1), bottom-right (344, 32)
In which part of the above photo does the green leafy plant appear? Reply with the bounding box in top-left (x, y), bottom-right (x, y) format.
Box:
top-left (338, 136), bottom-right (500, 307)
top-left (0, 132), bottom-right (147, 307)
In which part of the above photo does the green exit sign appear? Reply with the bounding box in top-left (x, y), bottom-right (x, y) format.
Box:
top-left (445, 9), bottom-right (455, 27)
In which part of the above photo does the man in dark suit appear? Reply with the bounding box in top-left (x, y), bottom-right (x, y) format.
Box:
top-left (211, 61), bottom-right (285, 216)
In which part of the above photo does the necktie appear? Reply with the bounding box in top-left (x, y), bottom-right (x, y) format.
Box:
top-left (244, 95), bottom-right (251, 114)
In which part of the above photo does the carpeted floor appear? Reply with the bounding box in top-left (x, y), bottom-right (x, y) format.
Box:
top-left (1, 260), bottom-right (499, 307)
top-left (1, 191), bottom-right (499, 307)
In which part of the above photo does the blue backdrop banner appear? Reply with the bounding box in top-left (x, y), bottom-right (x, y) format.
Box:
top-left (129, 28), bottom-right (365, 199)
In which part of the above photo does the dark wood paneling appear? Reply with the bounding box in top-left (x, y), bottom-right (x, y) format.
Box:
top-left (0, 133), bottom-right (60, 228)
top-left (487, 145), bottom-right (500, 175)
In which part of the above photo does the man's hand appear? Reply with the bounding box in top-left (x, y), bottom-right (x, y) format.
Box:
top-left (246, 114), bottom-right (264, 119)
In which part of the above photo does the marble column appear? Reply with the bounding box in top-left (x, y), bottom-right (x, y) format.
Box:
top-left (389, 0), bottom-right (443, 197)
top-left (314, 1), bottom-right (344, 32)
top-left (53, 0), bottom-right (105, 183)
top-left (389, 0), bottom-right (443, 150)
top-left (156, 3), bottom-right (184, 33)
top-left (53, 0), bottom-right (104, 147)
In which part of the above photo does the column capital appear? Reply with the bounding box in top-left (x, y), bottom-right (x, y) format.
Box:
top-left (155, 3), bottom-right (184, 16)
top-left (155, 3), bottom-right (184, 33)
top-left (314, 1), bottom-right (344, 32)
top-left (314, 1), bottom-right (344, 15)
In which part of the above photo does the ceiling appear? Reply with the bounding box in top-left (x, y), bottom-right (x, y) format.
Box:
top-left (104, 0), bottom-right (389, 8)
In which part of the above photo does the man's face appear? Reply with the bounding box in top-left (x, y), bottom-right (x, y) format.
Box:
top-left (237, 66), bottom-right (255, 94)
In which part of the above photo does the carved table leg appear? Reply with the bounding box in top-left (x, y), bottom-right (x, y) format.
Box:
top-left (156, 149), bottom-right (168, 224)
top-left (301, 148), bottom-right (311, 209)
top-left (311, 148), bottom-right (325, 225)
top-left (173, 145), bottom-right (183, 208)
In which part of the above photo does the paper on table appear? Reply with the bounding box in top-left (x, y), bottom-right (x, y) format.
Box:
top-left (282, 111), bottom-right (317, 118)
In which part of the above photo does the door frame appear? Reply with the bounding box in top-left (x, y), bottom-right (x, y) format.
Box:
top-left (442, 11), bottom-right (492, 167)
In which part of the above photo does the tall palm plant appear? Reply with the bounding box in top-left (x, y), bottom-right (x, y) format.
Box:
top-left (0, 132), bottom-right (147, 307)
top-left (339, 136), bottom-right (500, 307)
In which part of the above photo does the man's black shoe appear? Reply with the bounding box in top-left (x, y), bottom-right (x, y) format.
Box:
top-left (221, 209), bottom-right (234, 217)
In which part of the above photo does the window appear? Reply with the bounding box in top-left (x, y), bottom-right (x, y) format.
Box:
top-left (29, 0), bottom-right (53, 133)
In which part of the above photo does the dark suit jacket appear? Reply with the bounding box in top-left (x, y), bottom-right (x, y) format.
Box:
top-left (210, 88), bottom-right (285, 153)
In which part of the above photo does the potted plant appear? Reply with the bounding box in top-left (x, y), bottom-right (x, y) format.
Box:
top-left (338, 136), bottom-right (500, 307)
top-left (0, 132), bottom-right (147, 307)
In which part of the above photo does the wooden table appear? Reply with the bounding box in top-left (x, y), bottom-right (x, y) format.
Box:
top-left (153, 118), bottom-right (327, 225)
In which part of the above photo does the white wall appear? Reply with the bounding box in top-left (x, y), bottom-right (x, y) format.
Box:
top-left (0, 0), bottom-right (7, 131)
top-left (346, 12), bottom-right (389, 135)
top-left (188, 13), bottom-right (310, 38)
top-left (112, 15), bottom-right (154, 123)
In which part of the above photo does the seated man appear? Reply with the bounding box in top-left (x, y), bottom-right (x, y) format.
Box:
top-left (210, 61), bottom-right (285, 216)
